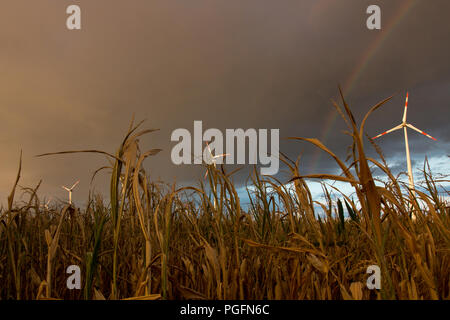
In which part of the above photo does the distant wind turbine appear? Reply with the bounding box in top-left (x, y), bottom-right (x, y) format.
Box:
top-left (62, 180), bottom-right (80, 205)
top-left (41, 198), bottom-right (52, 210)
top-left (204, 141), bottom-right (230, 180)
top-left (204, 141), bottom-right (229, 209)
top-left (372, 92), bottom-right (436, 194)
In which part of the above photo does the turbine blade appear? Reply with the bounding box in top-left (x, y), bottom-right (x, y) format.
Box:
top-left (213, 153), bottom-right (230, 159)
top-left (71, 180), bottom-right (80, 189)
top-left (62, 186), bottom-right (70, 191)
top-left (402, 92), bottom-right (409, 123)
top-left (372, 124), bottom-right (402, 140)
top-left (406, 123), bottom-right (437, 141)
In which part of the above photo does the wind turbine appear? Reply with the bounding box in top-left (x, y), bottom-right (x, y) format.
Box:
top-left (62, 180), bottom-right (80, 205)
top-left (41, 198), bottom-right (52, 210)
top-left (203, 141), bottom-right (229, 209)
top-left (372, 92), bottom-right (436, 194)
top-left (203, 141), bottom-right (229, 179)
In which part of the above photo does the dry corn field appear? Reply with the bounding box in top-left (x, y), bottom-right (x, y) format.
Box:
top-left (1, 93), bottom-right (449, 300)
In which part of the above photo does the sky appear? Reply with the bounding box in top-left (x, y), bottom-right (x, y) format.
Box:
top-left (0, 0), bottom-right (449, 207)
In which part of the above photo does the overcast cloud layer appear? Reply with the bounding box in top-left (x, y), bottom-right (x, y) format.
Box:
top-left (0, 0), bottom-right (449, 205)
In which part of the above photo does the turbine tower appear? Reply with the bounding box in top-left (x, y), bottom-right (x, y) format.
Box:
top-left (372, 92), bottom-right (436, 193)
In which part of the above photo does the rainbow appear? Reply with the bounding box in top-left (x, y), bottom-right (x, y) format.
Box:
top-left (309, 0), bottom-right (420, 172)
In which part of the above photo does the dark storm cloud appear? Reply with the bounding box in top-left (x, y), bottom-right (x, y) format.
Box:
top-left (0, 0), bottom-right (449, 203)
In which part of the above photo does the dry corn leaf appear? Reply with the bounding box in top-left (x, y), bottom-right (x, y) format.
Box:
top-left (340, 284), bottom-right (353, 300)
top-left (93, 288), bottom-right (106, 300)
top-left (44, 229), bottom-right (52, 247)
top-left (350, 282), bottom-right (363, 300)
top-left (122, 294), bottom-right (161, 300)
top-left (30, 267), bottom-right (42, 287)
top-left (178, 285), bottom-right (207, 300)
top-left (307, 254), bottom-right (328, 273)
